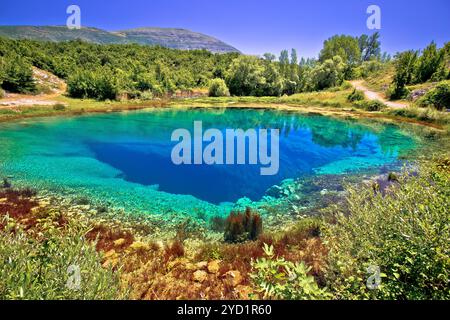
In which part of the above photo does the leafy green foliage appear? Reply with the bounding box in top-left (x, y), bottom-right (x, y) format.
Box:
top-left (319, 35), bottom-right (361, 65)
top-left (347, 89), bottom-right (365, 102)
top-left (415, 42), bottom-right (447, 83)
top-left (324, 158), bottom-right (450, 300)
top-left (310, 56), bottom-right (346, 91)
top-left (356, 100), bottom-right (386, 112)
top-left (0, 53), bottom-right (36, 93)
top-left (417, 81), bottom-right (450, 110)
top-left (250, 244), bottom-right (331, 300)
top-left (208, 78), bottom-right (230, 97)
top-left (0, 37), bottom-right (238, 100)
top-left (390, 42), bottom-right (449, 99)
top-left (0, 217), bottom-right (126, 300)
top-left (358, 32), bottom-right (381, 62)
top-left (389, 50), bottom-right (418, 99)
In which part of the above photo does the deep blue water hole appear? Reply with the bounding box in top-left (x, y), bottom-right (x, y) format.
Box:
top-left (0, 108), bottom-right (418, 207)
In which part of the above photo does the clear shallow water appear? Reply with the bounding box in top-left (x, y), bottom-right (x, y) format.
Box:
top-left (0, 108), bottom-right (419, 215)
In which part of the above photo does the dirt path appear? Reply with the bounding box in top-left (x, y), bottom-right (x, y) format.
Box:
top-left (349, 80), bottom-right (408, 109)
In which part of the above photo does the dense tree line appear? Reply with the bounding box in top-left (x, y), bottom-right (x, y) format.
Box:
top-left (1, 33), bottom-right (447, 101)
top-left (0, 37), bottom-right (238, 99)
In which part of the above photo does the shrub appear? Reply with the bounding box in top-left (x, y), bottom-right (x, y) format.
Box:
top-left (250, 244), bottom-right (331, 300)
top-left (0, 218), bottom-right (125, 300)
top-left (355, 100), bottom-right (386, 111)
top-left (417, 81), bottom-right (450, 110)
top-left (347, 89), bottom-right (365, 102)
top-left (53, 103), bottom-right (66, 111)
top-left (208, 78), bottom-right (230, 97)
top-left (324, 158), bottom-right (450, 300)
top-left (224, 208), bottom-right (262, 243)
top-left (139, 90), bottom-right (154, 101)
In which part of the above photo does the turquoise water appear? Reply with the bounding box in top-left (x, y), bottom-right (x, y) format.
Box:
top-left (0, 108), bottom-right (419, 216)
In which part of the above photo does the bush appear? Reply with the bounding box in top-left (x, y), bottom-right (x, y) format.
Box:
top-left (139, 90), bottom-right (154, 101)
top-left (347, 89), bottom-right (365, 102)
top-left (53, 103), bottom-right (66, 111)
top-left (417, 81), bottom-right (450, 110)
top-left (224, 208), bottom-right (262, 243)
top-left (355, 100), bottom-right (386, 111)
top-left (250, 244), bottom-right (331, 300)
top-left (0, 88), bottom-right (4, 98)
top-left (208, 78), bottom-right (230, 97)
top-left (0, 218), bottom-right (126, 300)
top-left (324, 158), bottom-right (450, 300)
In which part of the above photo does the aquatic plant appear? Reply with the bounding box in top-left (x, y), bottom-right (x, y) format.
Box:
top-left (209, 215), bottom-right (226, 232)
top-left (86, 224), bottom-right (134, 253)
top-left (224, 208), bottom-right (263, 243)
top-left (1, 178), bottom-right (11, 189)
top-left (164, 240), bottom-right (185, 262)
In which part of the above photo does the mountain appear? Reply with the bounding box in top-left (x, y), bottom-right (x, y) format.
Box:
top-left (0, 26), bottom-right (240, 53)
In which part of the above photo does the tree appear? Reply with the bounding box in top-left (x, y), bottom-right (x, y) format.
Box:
top-left (0, 53), bottom-right (36, 93)
top-left (358, 32), bottom-right (381, 61)
top-left (262, 53), bottom-right (276, 62)
top-left (389, 50), bottom-right (418, 99)
top-left (414, 42), bottom-right (446, 83)
top-left (310, 56), bottom-right (346, 90)
top-left (290, 49), bottom-right (298, 66)
top-left (262, 63), bottom-right (284, 96)
top-left (226, 56), bottom-right (285, 97)
top-left (319, 35), bottom-right (361, 65)
top-left (226, 56), bottom-right (266, 96)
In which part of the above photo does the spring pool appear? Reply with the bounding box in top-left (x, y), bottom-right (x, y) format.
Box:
top-left (0, 107), bottom-right (420, 215)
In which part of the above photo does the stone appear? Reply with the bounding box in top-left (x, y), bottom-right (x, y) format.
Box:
top-left (193, 270), bottom-right (208, 283)
top-left (207, 260), bottom-right (221, 274)
top-left (196, 261), bottom-right (208, 269)
top-left (224, 270), bottom-right (243, 286)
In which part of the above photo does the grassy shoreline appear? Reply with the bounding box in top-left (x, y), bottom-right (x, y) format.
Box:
top-left (1, 90), bottom-right (448, 132)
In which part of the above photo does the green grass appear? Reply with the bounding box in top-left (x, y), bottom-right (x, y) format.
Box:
top-left (363, 63), bottom-right (395, 93)
top-left (173, 88), bottom-right (355, 109)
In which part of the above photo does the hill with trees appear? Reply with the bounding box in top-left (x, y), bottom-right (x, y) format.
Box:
top-left (0, 26), bottom-right (240, 54)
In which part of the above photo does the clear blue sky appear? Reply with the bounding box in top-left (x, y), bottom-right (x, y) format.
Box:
top-left (1, 0), bottom-right (449, 58)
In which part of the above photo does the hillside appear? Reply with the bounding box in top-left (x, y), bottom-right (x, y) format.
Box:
top-left (0, 26), bottom-right (240, 53)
